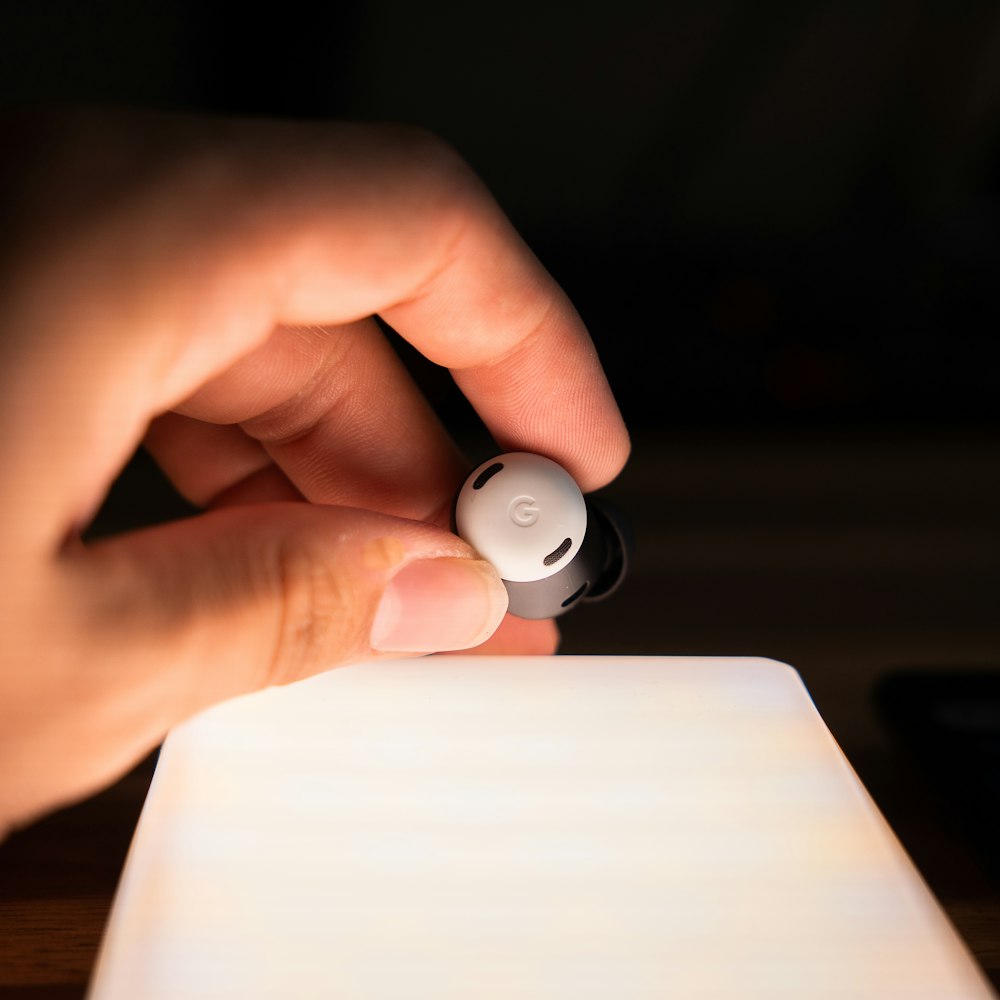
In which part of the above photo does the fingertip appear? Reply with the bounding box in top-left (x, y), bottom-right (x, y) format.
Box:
top-left (572, 418), bottom-right (632, 494)
top-left (370, 556), bottom-right (509, 654)
top-left (441, 613), bottom-right (560, 657)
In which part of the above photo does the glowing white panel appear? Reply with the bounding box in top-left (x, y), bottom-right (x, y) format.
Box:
top-left (89, 657), bottom-right (995, 999)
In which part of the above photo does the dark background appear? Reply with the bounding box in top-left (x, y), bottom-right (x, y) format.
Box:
top-left (2, 1), bottom-right (1000, 432)
top-left (1, 2), bottom-right (999, 995)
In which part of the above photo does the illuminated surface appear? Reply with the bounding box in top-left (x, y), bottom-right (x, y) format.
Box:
top-left (90, 657), bottom-right (995, 999)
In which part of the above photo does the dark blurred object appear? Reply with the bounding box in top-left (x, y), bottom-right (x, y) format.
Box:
top-left (0, 752), bottom-right (157, 999)
top-left (879, 671), bottom-right (1000, 884)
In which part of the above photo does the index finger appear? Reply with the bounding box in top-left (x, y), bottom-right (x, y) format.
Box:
top-left (3, 114), bottom-right (628, 545)
top-left (270, 125), bottom-right (631, 492)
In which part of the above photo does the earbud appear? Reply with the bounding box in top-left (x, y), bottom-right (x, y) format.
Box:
top-left (455, 453), bottom-right (630, 620)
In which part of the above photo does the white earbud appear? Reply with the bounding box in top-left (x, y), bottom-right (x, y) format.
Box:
top-left (455, 452), bottom-right (630, 620)
top-left (455, 453), bottom-right (587, 582)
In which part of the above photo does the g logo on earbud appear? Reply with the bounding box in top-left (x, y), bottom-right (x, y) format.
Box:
top-left (508, 495), bottom-right (540, 527)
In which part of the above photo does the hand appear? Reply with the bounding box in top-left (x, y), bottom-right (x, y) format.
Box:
top-left (0, 110), bottom-right (629, 833)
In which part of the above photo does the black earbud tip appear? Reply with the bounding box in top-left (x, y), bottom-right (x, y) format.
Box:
top-left (583, 496), bottom-right (632, 603)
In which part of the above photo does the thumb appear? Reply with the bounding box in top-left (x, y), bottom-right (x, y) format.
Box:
top-left (15, 503), bottom-right (506, 824)
top-left (77, 502), bottom-right (509, 704)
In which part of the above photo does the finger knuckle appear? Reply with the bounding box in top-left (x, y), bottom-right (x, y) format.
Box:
top-left (375, 124), bottom-right (484, 218)
top-left (266, 528), bottom-right (365, 687)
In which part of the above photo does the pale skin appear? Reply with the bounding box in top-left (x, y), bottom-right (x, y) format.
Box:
top-left (0, 110), bottom-right (630, 837)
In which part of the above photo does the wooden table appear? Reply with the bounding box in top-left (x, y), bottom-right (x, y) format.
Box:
top-left (2, 428), bottom-right (999, 997)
